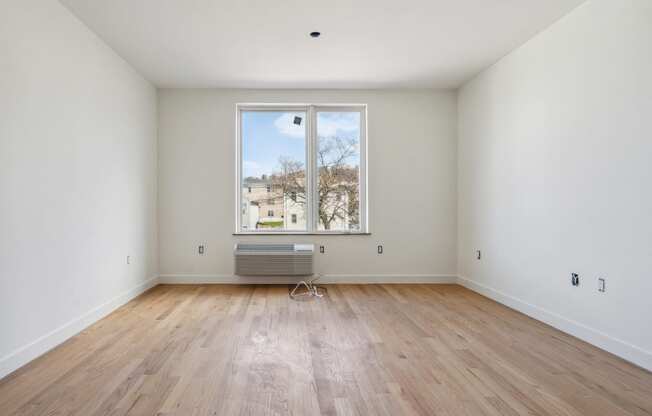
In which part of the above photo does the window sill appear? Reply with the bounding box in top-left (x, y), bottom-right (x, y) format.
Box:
top-left (233, 232), bottom-right (371, 236)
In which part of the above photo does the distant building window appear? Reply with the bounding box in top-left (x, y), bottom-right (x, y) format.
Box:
top-left (291, 214), bottom-right (297, 224)
top-left (248, 187), bottom-right (251, 193)
top-left (266, 185), bottom-right (271, 192)
top-left (290, 191), bottom-right (297, 202)
top-left (267, 210), bottom-right (274, 217)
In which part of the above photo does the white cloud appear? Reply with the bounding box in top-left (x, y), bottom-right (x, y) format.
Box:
top-left (317, 112), bottom-right (360, 138)
top-left (274, 111), bottom-right (360, 139)
top-left (274, 113), bottom-right (305, 139)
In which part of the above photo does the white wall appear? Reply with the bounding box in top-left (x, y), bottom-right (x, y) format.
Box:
top-left (0, 0), bottom-right (158, 377)
top-left (458, 0), bottom-right (652, 370)
top-left (158, 89), bottom-right (457, 282)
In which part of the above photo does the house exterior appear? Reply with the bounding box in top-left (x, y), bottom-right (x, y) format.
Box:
top-left (241, 177), bottom-right (283, 230)
top-left (241, 175), bottom-right (353, 231)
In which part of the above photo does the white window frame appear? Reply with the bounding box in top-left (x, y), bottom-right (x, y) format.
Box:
top-left (235, 103), bottom-right (368, 234)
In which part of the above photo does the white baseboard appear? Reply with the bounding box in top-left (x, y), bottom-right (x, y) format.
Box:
top-left (457, 276), bottom-right (652, 372)
top-left (0, 276), bottom-right (159, 380)
top-left (158, 274), bottom-right (457, 285)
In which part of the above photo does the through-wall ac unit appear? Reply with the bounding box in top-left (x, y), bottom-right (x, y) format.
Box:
top-left (234, 243), bottom-right (314, 276)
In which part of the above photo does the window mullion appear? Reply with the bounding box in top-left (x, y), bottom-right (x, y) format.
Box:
top-left (308, 105), bottom-right (318, 232)
top-left (304, 105), bottom-right (312, 232)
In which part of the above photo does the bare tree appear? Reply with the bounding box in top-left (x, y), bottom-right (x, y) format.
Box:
top-left (272, 157), bottom-right (306, 204)
top-left (317, 136), bottom-right (359, 230)
top-left (272, 136), bottom-right (359, 230)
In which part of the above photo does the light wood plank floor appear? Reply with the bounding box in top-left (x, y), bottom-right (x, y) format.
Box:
top-left (1, 284), bottom-right (651, 416)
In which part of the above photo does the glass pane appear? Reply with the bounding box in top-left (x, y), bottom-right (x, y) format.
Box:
top-left (316, 111), bottom-right (361, 231)
top-left (241, 111), bottom-right (307, 231)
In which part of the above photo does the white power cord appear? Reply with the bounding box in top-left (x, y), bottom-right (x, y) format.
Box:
top-left (290, 274), bottom-right (324, 300)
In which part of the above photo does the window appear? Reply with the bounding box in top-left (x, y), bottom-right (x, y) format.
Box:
top-left (237, 104), bottom-right (367, 233)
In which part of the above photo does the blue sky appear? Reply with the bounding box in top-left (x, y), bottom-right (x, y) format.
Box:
top-left (242, 111), bottom-right (360, 178)
top-left (242, 111), bottom-right (306, 178)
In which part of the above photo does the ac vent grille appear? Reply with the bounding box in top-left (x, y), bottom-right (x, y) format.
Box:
top-left (234, 243), bottom-right (314, 276)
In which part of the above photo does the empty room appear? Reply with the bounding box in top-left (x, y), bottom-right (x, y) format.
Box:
top-left (1, 0), bottom-right (651, 414)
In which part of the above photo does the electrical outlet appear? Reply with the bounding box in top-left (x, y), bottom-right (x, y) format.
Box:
top-left (598, 278), bottom-right (606, 292)
top-left (571, 273), bottom-right (579, 286)
top-left (127, 255), bottom-right (131, 265)
top-left (377, 245), bottom-right (383, 254)
top-left (476, 250), bottom-right (481, 260)
top-left (319, 245), bottom-right (325, 254)
top-left (198, 244), bottom-right (205, 255)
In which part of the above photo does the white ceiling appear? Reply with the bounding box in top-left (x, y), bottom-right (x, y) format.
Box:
top-left (60, 0), bottom-right (585, 89)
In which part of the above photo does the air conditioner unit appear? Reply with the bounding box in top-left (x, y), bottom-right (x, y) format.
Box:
top-left (234, 243), bottom-right (314, 276)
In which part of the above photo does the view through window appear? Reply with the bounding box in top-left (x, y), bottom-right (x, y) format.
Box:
top-left (317, 111), bottom-right (362, 231)
top-left (238, 105), bottom-right (366, 233)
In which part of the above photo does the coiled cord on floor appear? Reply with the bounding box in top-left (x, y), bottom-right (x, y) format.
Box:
top-left (290, 274), bottom-right (326, 300)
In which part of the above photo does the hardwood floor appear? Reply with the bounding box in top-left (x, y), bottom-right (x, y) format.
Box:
top-left (1, 284), bottom-right (651, 416)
